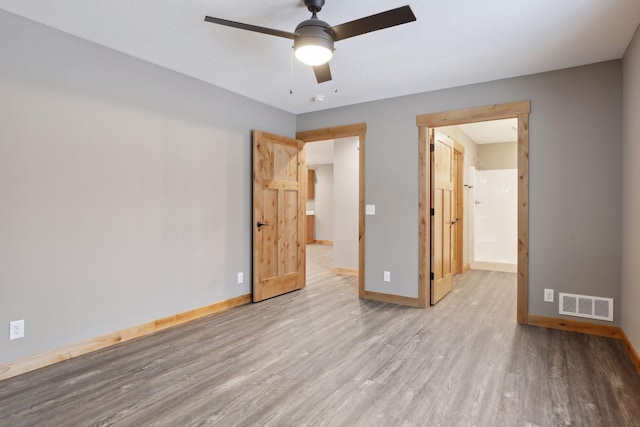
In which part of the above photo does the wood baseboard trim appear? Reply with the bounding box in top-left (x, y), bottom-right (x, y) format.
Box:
top-left (0, 294), bottom-right (252, 381)
top-left (471, 261), bottom-right (517, 273)
top-left (527, 314), bottom-right (623, 339)
top-left (362, 290), bottom-right (422, 308)
top-left (314, 240), bottom-right (334, 245)
top-left (463, 263), bottom-right (470, 273)
top-left (332, 267), bottom-right (358, 276)
top-left (620, 330), bottom-right (640, 375)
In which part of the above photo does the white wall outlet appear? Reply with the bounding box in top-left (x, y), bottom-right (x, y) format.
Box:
top-left (366, 205), bottom-right (376, 215)
top-left (544, 288), bottom-right (554, 303)
top-left (383, 271), bottom-right (391, 282)
top-left (237, 272), bottom-right (244, 284)
top-left (9, 320), bottom-right (24, 340)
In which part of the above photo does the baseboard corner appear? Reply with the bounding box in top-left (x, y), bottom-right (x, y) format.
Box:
top-left (620, 329), bottom-right (640, 376)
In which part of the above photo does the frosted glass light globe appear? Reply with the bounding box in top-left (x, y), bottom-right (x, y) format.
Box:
top-left (295, 44), bottom-right (333, 66)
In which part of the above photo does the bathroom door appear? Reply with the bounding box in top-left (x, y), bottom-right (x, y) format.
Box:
top-left (431, 131), bottom-right (455, 305)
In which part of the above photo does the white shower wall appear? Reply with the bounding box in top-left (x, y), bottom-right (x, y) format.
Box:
top-left (473, 169), bottom-right (518, 270)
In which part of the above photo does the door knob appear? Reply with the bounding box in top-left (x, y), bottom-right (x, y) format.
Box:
top-left (257, 221), bottom-right (269, 228)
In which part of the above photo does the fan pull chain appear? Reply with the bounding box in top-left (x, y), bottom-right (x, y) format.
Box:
top-left (333, 50), bottom-right (338, 93)
top-left (289, 47), bottom-right (294, 94)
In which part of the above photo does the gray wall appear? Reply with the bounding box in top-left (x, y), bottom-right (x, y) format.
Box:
top-left (1, 7), bottom-right (634, 367)
top-left (0, 10), bottom-right (295, 364)
top-left (333, 137), bottom-right (359, 270)
top-left (312, 164), bottom-right (334, 242)
top-left (477, 142), bottom-right (518, 170)
top-left (622, 25), bottom-right (640, 352)
top-left (298, 61), bottom-right (623, 323)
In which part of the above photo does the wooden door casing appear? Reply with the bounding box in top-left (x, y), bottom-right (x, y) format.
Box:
top-left (417, 100), bottom-right (530, 318)
top-left (453, 145), bottom-right (465, 274)
top-left (253, 131), bottom-right (306, 302)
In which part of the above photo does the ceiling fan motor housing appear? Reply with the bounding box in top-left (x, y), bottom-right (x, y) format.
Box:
top-left (294, 18), bottom-right (335, 53)
top-left (305, 0), bottom-right (325, 13)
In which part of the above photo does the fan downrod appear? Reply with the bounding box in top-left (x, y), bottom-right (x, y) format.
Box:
top-left (304, 0), bottom-right (325, 13)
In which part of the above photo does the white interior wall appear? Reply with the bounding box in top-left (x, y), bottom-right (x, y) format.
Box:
top-left (473, 141), bottom-right (518, 272)
top-left (333, 137), bottom-right (359, 270)
top-left (473, 169), bottom-right (518, 268)
top-left (312, 164), bottom-right (334, 242)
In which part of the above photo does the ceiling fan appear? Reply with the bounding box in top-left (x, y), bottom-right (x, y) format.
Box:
top-left (204, 0), bottom-right (416, 84)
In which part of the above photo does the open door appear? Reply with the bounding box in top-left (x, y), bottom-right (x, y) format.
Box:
top-left (253, 130), bottom-right (306, 302)
top-left (431, 130), bottom-right (455, 304)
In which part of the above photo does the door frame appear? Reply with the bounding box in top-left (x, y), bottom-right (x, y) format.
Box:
top-left (296, 123), bottom-right (367, 298)
top-left (417, 101), bottom-right (530, 322)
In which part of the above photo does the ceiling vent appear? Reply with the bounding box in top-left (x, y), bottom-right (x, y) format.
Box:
top-left (559, 293), bottom-right (613, 322)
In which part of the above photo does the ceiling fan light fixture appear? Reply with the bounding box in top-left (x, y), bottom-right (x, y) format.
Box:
top-left (294, 18), bottom-right (334, 66)
top-left (204, 3), bottom-right (416, 84)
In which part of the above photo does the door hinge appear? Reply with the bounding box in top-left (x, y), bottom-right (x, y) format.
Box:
top-left (430, 272), bottom-right (434, 280)
top-left (430, 208), bottom-right (435, 216)
top-left (429, 144), bottom-right (435, 152)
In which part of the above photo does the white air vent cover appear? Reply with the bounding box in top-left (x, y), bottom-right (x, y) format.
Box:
top-left (559, 293), bottom-right (613, 321)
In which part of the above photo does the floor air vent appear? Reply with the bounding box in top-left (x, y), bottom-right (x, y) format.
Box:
top-left (559, 293), bottom-right (613, 321)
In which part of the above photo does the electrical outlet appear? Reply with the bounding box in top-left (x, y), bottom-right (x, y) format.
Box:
top-left (237, 272), bottom-right (244, 284)
top-left (9, 320), bottom-right (24, 340)
top-left (383, 271), bottom-right (391, 282)
top-left (544, 289), bottom-right (554, 303)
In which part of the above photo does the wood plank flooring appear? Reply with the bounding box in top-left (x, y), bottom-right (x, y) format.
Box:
top-left (1, 244), bottom-right (639, 426)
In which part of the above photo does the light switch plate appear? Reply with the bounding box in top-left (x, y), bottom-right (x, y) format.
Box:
top-left (366, 205), bottom-right (376, 215)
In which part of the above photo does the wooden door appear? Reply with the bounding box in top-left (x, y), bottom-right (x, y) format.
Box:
top-left (452, 147), bottom-right (464, 274)
top-left (253, 130), bottom-right (306, 302)
top-left (431, 130), bottom-right (455, 305)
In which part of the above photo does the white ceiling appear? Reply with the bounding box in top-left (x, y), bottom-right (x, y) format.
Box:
top-left (456, 119), bottom-right (517, 145)
top-left (1, 1), bottom-right (639, 114)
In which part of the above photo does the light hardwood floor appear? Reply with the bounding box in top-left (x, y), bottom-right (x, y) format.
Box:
top-left (1, 244), bottom-right (639, 426)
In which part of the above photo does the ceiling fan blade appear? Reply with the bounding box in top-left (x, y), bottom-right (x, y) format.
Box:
top-left (313, 63), bottom-right (332, 83)
top-left (204, 16), bottom-right (297, 40)
top-left (327, 5), bottom-right (416, 42)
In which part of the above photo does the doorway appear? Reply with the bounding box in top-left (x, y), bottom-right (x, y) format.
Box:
top-left (417, 101), bottom-right (530, 322)
top-left (296, 123), bottom-right (367, 298)
top-left (305, 137), bottom-right (359, 276)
